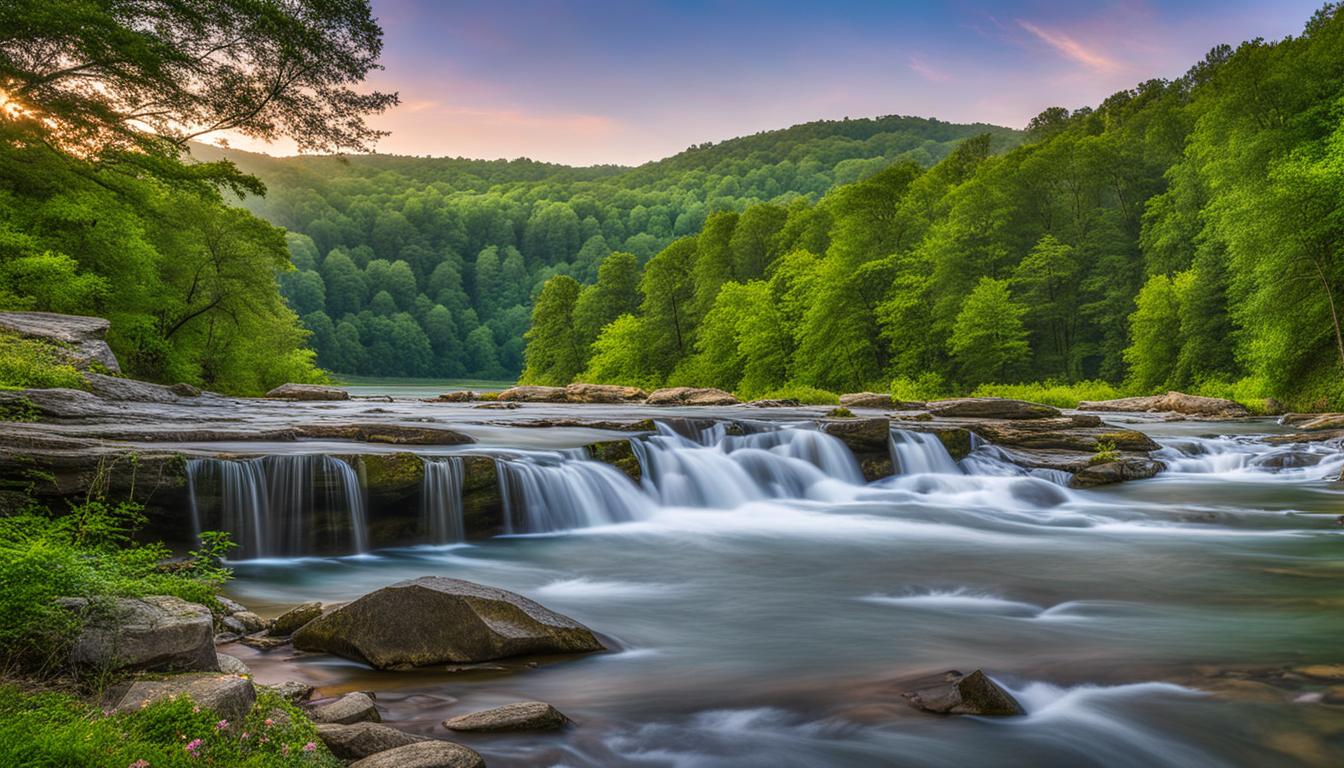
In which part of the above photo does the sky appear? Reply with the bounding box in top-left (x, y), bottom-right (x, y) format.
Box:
top-left (229, 0), bottom-right (1325, 166)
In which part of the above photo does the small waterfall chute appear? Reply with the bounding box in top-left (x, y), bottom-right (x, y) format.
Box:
top-left (888, 429), bottom-right (962, 475)
top-left (421, 457), bottom-right (465, 544)
top-left (497, 452), bottom-right (652, 534)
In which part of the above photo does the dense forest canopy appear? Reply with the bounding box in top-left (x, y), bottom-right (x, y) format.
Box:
top-left (517, 5), bottom-right (1344, 410)
top-left (197, 116), bottom-right (1022, 379)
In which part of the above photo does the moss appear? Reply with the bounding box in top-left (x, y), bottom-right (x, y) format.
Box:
top-left (356, 453), bottom-right (424, 496)
top-left (826, 406), bottom-right (855, 418)
top-left (587, 440), bottom-right (641, 481)
top-left (0, 395), bottom-right (39, 422)
top-left (0, 332), bottom-right (87, 390)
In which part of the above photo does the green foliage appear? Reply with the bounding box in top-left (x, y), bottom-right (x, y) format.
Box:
top-left (826, 406), bottom-right (855, 418)
top-left (520, 276), bottom-right (585, 385)
top-left (890, 373), bottom-right (949, 402)
top-left (0, 685), bottom-right (340, 767)
top-left (753, 386), bottom-right (840, 405)
top-left (1089, 440), bottom-right (1121, 465)
top-left (0, 333), bottom-right (87, 391)
top-left (948, 277), bottom-right (1031, 386)
top-left (970, 380), bottom-right (1125, 408)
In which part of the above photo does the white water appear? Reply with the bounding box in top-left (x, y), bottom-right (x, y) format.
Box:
top-left (421, 457), bottom-right (465, 544)
top-left (889, 429), bottom-right (962, 475)
top-left (497, 452), bottom-right (652, 533)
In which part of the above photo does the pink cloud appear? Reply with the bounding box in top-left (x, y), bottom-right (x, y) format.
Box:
top-left (908, 54), bottom-right (953, 83)
top-left (1016, 19), bottom-right (1122, 73)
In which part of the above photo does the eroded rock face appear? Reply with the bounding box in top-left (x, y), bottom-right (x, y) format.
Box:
top-left (646, 387), bottom-right (740, 406)
top-left (496, 385), bottom-right (567, 402)
top-left (926, 398), bottom-right (1061, 420)
top-left (349, 741), bottom-right (485, 768)
top-left (0, 311), bottom-right (121, 373)
top-left (297, 424), bottom-right (473, 445)
top-left (564, 383), bottom-right (648, 403)
top-left (316, 722), bottom-right (426, 759)
top-left (115, 673), bottom-right (256, 720)
top-left (291, 576), bottom-right (604, 669)
top-left (903, 670), bottom-right (1025, 716)
top-left (60, 595), bottom-right (217, 673)
top-left (308, 692), bottom-right (380, 725)
top-left (442, 701), bottom-right (571, 732)
top-left (264, 383), bottom-right (349, 401)
top-left (1078, 391), bottom-right (1249, 418)
top-left (819, 418), bottom-right (891, 454)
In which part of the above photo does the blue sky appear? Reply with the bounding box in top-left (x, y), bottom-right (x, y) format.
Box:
top-left (241, 1), bottom-right (1326, 164)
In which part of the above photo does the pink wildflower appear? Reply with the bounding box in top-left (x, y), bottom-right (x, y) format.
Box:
top-left (303, 741), bottom-right (316, 752)
top-left (184, 738), bottom-right (203, 756)
top-left (215, 719), bottom-right (229, 731)
top-left (264, 718), bottom-right (274, 726)
top-left (129, 761), bottom-right (151, 768)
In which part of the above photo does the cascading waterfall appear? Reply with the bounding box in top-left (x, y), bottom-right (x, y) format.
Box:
top-left (421, 457), bottom-right (465, 544)
top-left (496, 452), bottom-right (652, 534)
top-left (1154, 435), bottom-right (1344, 478)
top-left (888, 429), bottom-right (962, 475)
top-left (960, 443), bottom-right (1075, 486)
top-left (186, 454), bottom-right (368, 559)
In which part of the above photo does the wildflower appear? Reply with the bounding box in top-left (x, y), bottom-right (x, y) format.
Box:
top-left (192, 705), bottom-right (200, 713)
top-left (129, 761), bottom-right (150, 768)
top-left (303, 741), bottom-right (316, 752)
top-left (264, 718), bottom-right (274, 726)
top-left (184, 738), bottom-right (203, 756)
top-left (215, 719), bottom-right (229, 731)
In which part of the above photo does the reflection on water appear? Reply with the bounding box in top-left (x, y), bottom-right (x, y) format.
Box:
top-left (221, 421), bottom-right (1344, 767)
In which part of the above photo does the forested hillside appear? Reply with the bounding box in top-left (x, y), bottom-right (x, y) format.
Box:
top-left (198, 116), bottom-right (1020, 379)
top-left (522, 6), bottom-right (1344, 410)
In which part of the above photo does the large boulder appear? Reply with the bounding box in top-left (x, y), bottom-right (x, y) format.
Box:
top-left (60, 595), bottom-right (218, 673)
top-left (291, 576), bottom-right (604, 669)
top-left (496, 385), bottom-right (567, 402)
top-left (1078, 391), bottom-right (1248, 418)
top-left (646, 387), bottom-right (739, 406)
top-left (442, 701), bottom-right (571, 732)
top-left (308, 692), bottom-right (380, 724)
top-left (564, 383), bottom-right (648, 403)
top-left (316, 722), bottom-right (426, 759)
top-left (903, 670), bottom-right (1025, 716)
top-left (0, 311), bottom-right (121, 373)
top-left (350, 741), bottom-right (485, 768)
top-left (115, 673), bottom-right (256, 720)
top-left (819, 418), bottom-right (891, 454)
top-left (926, 398), bottom-right (1060, 420)
top-left (271, 602), bottom-right (323, 636)
top-left (264, 383), bottom-right (349, 401)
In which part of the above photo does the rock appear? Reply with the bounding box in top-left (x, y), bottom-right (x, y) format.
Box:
top-left (308, 692), bottom-right (380, 724)
top-left (1077, 391), bottom-right (1248, 418)
top-left (564, 383), bottom-right (648, 403)
top-left (221, 615), bottom-right (247, 635)
top-left (291, 576), bottom-right (604, 669)
top-left (272, 602), bottom-right (323, 635)
top-left (261, 680), bottom-right (313, 703)
top-left (60, 595), bottom-right (217, 673)
top-left (349, 741), bottom-right (485, 768)
top-left (238, 632), bottom-right (290, 650)
top-left (474, 401), bottom-right (521, 409)
top-left (971, 419), bottom-right (1159, 452)
top-left (820, 418), bottom-right (891, 453)
top-left (1070, 458), bottom-right (1164, 487)
top-left (1292, 413), bottom-right (1344, 431)
top-left (496, 385), bottom-right (567, 402)
top-left (316, 722), bottom-right (427, 759)
top-left (85, 373), bottom-right (184, 403)
top-left (216, 652), bottom-right (250, 676)
top-left (586, 439), bottom-right (641, 481)
top-left (214, 632), bottom-right (240, 645)
top-left (169, 382), bottom-right (202, 397)
top-left (0, 310), bottom-right (121, 373)
top-left (264, 383), bottom-right (349, 401)
top-left (432, 391), bottom-right (477, 402)
top-left (116, 673), bottom-right (256, 720)
top-left (231, 611), bottom-right (267, 633)
top-left (926, 398), bottom-right (1060, 420)
top-left (295, 423), bottom-right (473, 445)
top-left (903, 670), bottom-right (1025, 716)
top-left (746, 398), bottom-right (801, 408)
top-left (646, 387), bottom-right (740, 406)
top-left (442, 701), bottom-right (571, 732)
top-left (217, 596), bottom-right (247, 615)
top-left (839, 392), bottom-right (923, 409)
top-left (825, 407), bottom-right (855, 418)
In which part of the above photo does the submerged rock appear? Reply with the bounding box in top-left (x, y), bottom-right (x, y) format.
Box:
top-left (264, 383), bottom-right (349, 400)
top-left (564, 382), bottom-right (648, 403)
top-left (1078, 391), bottom-right (1248, 418)
top-left (349, 741), bottom-right (485, 768)
top-left (291, 576), bottom-right (604, 669)
top-left (497, 385), bottom-right (567, 402)
top-left (903, 670), bottom-right (1025, 716)
top-left (926, 398), bottom-right (1060, 420)
top-left (442, 701), bottom-right (571, 732)
top-left (646, 387), bottom-right (740, 406)
top-left (60, 595), bottom-right (217, 673)
top-left (116, 672), bottom-right (256, 720)
top-left (308, 692), bottom-right (380, 724)
top-left (316, 722), bottom-right (426, 759)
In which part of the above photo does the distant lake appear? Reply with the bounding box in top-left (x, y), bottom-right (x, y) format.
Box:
top-left (332, 375), bottom-right (515, 398)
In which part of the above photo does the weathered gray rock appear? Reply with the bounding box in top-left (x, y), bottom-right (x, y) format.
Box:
top-left (0, 388), bottom-right (110, 419)
top-left (349, 741), bottom-right (485, 768)
top-left (971, 419), bottom-right (1159, 452)
top-left (60, 595), bottom-right (217, 673)
top-left (1288, 413), bottom-right (1344, 431)
top-left (315, 722), bottom-right (427, 759)
top-left (307, 692), bottom-right (381, 724)
top-left (1078, 391), bottom-right (1249, 418)
top-left (0, 311), bottom-right (121, 373)
top-left (264, 383), bottom-right (349, 401)
top-left (903, 670), bottom-right (1025, 716)
top-left (84, 373), bottom-right (183, 403)
top-left (261, 680), bottom-right (313, 703)
top-left (646, 387), bottom-right (739, 406)
top-left (432, 391), bottom-right (477, 402)
top-left (217, 596), bottom-right (247, 614)
top-left (496, 385), bottom-right (567, 402)
top-left (271, 602), bottom-right (323, 635)
top-left (115, 672), bottom-right (256, 720)
top-left (564, 383), bottom-right (648, 403)
top-left (926, 398), bottom-right (1060, 420)
top-left (820, 418), bottom-right (891, 453)
top-left (169, 382), bottom-right (202, 397)
top-left (216, 652), bottom-right (250, 676)
top-left (231, 610), bottom-right (267, 633)
top-left (1070, 458), bottom-right (1164, 487)
top-left (442, 701), bottom-right (571, 732)
top-left (745, 398), bottom-right (801, 408)
top-left (291, 576), bottom-right (604, 669)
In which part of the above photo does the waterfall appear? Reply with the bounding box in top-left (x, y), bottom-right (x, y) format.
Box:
top-left (421, 457), bottom-right (465, 544)
top-left (1154, 435), bottom-right (1344, 478)
top-left (960, 444), bottom-right (1074, 486)
top-left (497, 453), bottom-right (652, 534)
top-left (888, 429), bottom-right (962, 475)
top-left (185, 454), bottom-right (368, 559)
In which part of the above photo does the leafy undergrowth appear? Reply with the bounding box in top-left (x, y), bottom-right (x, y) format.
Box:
top-left (970, 380), bottom-right (1126, 408)
top-left (750, 385), bottom-right (840, 404)
top-left (0, 685), bottom-right (339, 768)
top-left (0, 331), bottom-right (86, 390)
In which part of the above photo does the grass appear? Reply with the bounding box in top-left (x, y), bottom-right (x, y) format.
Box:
top-left (1089, 439), bottom-right (1121, 465)
top-left (0, 332), bottom-right (87, 391)
top-left (749, 386), bottom-right (840, 405)
top-left (970, 380), bottom-right (1126, 408)
top-left (826, 406), bottom-right (856, 418)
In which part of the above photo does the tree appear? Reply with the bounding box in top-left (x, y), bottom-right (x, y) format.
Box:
top-left (573, 251), bottom-right (640, 345)
top-left (1012, 234), bottom-right (1080, 377)
top-left (1124, 272), bottom-right (1185, 391)
top-left (948, 277), bottom-right (1030, 385)
top-left (520, 276), bottom-right (584, 385)
top-left (320, 249), bottom-right (366, 317)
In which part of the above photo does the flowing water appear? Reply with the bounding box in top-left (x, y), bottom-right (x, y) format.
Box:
top-left (206, 418), bottom-right (1344, 767)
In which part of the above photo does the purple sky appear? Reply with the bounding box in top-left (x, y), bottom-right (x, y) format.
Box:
top-left (229, 1), bottom-right (1324, 165)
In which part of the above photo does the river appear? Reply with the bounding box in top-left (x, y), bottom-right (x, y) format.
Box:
top-left (209, 415), bottom-right (1343, 767)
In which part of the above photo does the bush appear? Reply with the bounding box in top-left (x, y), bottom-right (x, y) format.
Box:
top-left (0, 332), bottom-right (87, 390)
top-left (970, 380), bottom-right (1126, 408)
top-left (752, 385), bottom-right (840, 405)
top-left (1188, 377), bottom-right (1274, 414)
top-left (826, 406), bottom-right (855, 418)
top-left (890, 373), bottom-right (948, 402)
top-left (1089, 439), bottom-right (1121, 465)
top-left (0, 685), bottom-right (340, 767)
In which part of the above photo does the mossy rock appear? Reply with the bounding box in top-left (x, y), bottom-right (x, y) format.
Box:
top-left (355, 453), bottom-right (425, 497)
top-left (586, 440), bottom-right (641, 482)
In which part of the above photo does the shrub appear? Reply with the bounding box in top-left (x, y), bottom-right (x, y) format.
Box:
top-left (1089, 439), bottom-right (1121, 465)
top-left (0, 332), bottom-right (87, 390)
top-left (971, 380), bottom-right (1126, 408)
top-left (890, 373), bottom-right (948, 402)
top-left (752, 385), bottom-right (840, 405)
top-left (826, 406), bottom-right (855, 418)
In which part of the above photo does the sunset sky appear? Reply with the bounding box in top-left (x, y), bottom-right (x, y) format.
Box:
top-left (230, 1), bottom-right (1324, 165)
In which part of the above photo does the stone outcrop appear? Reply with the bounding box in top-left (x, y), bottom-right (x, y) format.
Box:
top-left (646, 387), bottom-right (740, 406)
top-left (296, 423), bottom-right (473, 445)
top-left (970, 418), bottom-right (1159, 453)
top-left (1281, 413), bottom-right (1344, 431)
top-left (496, 385), bottom-right (567, 402)
top-left (1070, 457), bottom-right (1164, 487)
top-left (0, 310), bottom-right (121, 373)
top-left (115, 673), bottom-right (256, 720)
top-left (308, 692), bottom-right (381, 725)
top-left (60, 595), bottom-right (217, 673)
top-left (85, 373), bottom-right (187, 403)
top-left (586, 439), bottom-right (641, 481)
top-left (442, 701), bottom-right (571, 732)
top-left (291, 576), bottom-right (604, 669)
top-left (271, 602), bottom-right (323, 636)
top-left (1078, 391), bottom-right (1249, 418)
top-left (349, 741), bottom-right (485, 768)
top-left (316, 722), bottom-right (427, 759)
top-left (564, 383), bottom-right (648, 403)
top-left (903, 670), bottom-right (1025, 716)
top-left (264, 383), bottom-right (349, 400)
top-left (432, 391), bottom-right (478, 402)
top-left (926, 398), bottom-right (1061, 420)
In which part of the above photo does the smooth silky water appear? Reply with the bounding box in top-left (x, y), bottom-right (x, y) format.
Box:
top-left (206, 418), bottom-right (1342, 767)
